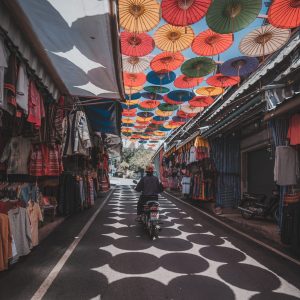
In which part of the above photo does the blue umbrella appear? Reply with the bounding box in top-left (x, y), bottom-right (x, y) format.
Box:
top-left (220, 56), bottom-right (259, 77)
top-left (153, 116), bottom-right (169, 121)
top-left (147, 71), bottom-right (176, 85)
top-left (125, 92), bottom-right (141, 100)
top-left (139, 140), bottom-right (147, 144)
top-left (172, 116), bottom-right (187, 123)
top-left (140, 92), bottom-right (163, 101)
top-left (121, 103), bottom-right (139, 109)
top-left (122, 123), bottom-right (134, 127)
top-left (159, 126), bottom-right (172, 132)
top-left (167, 90), bottom-right (195, 102)
top-left (137, 112), bottom-right (154, 118)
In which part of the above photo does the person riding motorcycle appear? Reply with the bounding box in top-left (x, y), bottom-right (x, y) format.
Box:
top-left (135, 165), bottom-right (164, 220)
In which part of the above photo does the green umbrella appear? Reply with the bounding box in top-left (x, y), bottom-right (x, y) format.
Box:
top-left (144, 85), bottom-right (170, 94)
top-left (206, 0), bottom-right (262, 34)
top-left (158, 103), bottom-right (179, 111)
top-left (181, 57), bottom-right (216, 78)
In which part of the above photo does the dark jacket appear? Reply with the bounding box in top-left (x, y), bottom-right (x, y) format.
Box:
top-left (135, 175), bottom-right (164, 196)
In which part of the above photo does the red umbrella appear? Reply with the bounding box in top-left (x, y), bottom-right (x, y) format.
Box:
top-left (120, 32), bottom-right (155, 57)
top-left (174, 75), bottom-right (203, 89)
top-left (136, 119), bottom-right (150, 125)
top-left (122, 108), bottom-right (137, 117)
top-left (150, 52), bottom-right (184, 73)
top-left (163, 95), bottom-right (184, 105)
top-left (151, 120), bottom-right (166, 125)
top-left (134, 125), bottom-right (147, 129)
top-left (123, 72), bottom-right (146, 87)
top-left (177, 110), bottom-right (197, 118)
top-left (161, 0), bottom-right (211, 26)
top-left (189, 96), bottom-right (214, 107)
top-left (207, 73), bottom-right (240, 87)
top-left (139, 100), bottom-right (160, 110)
top-left (268, 0), bottom-right (300, 29)
top-left (192, 29), bottom-right (234, 56)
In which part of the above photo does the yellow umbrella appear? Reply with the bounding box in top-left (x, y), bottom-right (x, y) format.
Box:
top-left (155, 109), bottom-right (173, 117)
top-left (136, 116), bottom-right (153, 122)
top-left (195, 86), bottom-right (224, 97)
top-left (125, 99), bottom-right (140, 106)
top-left (154, 131), bottom-right (166, 136)
top-left (119, 0), bottom-right (160, 33)
top-left (122, 128), bottom-right (133, 133)
top-left (154, 24), bottom-right (195, 52)
top-left (122, 118), bottom-right (135, 124)
top-left (164, 122), bottom-right (181, 129)
top-left (124, 85), bottom-right (144, 94)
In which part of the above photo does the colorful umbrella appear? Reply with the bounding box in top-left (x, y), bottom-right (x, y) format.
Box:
top-left (120, 32), bottom-right (155, 56)
top-left (207, 73), bottom-right (240, 87)
top-left (125, 92), bottom-right (141, 100)
top-left (192, 29), bottom-right (234, 56)
top-left (163, 95), bottom-right (184, 105)
top-left (136, 119), bottom-right (151, 125)
top-left (134, 125), bottom-right (148, 129)
top-left (139, 100), bottom-right (160, 110)
top-left (153, 116), bottom-right (169, 121)
top-left (206, 0), bottom-right (262, 34)
top-left (150, 52), bottom-right (184, 73)
top-left (195, 86), bottom-right (224, 96)
top-left (164, 122), bottom-right (181, 129)
top-left (161, 0), bottom-right (211, 27)
top-left (122, 103), bottom-right (139, 109)
top-left (151, 119), bottom-right (166, 125)
top-left (167, 90), bottom-right (195, 102)
top-left (172, 116), bottom-right (187, 124)
top-left (124, 85), bottom-right (143, 94)
top-left (123, 72), bottom-right (146, 87)
top-left (122, 118), bottom-right (135, 124)
top-left (147, 71), bottom-right (176, 85)
top-left (122, 55), bottom-right (152, 73)
top-left (122, 108), bottom-right (137, 117)
top-left (174, 75), bottom-right (203, 89)
top-left (181, 104), bottom-right (204, 114)
top-left (269, 0), bottom-right (300, 29)
top-left (158, 126), bottom-right (172, 131)
top-left (181, 57), bottom-right (216, 78)
top-left (137, 111), bottom-right (154, 118)
top-left (220, 56), bottom-right (259, 77)
top-left (189, 96), bottom-right (214, 107)
top-left (154, 131), bottom-right (166, 136)
top-left (177, 110), bottom-right (197, 118)
top-left (122, 123), bottom-right (135, 127)
top-left (155, 109), bottom-right (174, 117)
top-left (122, 128), bottom-right (133, 133)
top-left (158, 103), bottom-right (179, 111)
top-left (119, 0), bottom-right (160, 33)
top-left (154, 24), bottom-right (195, 52)
top-left (239, 25), bottom-right (291, 59)
top-left (144, 85), bottom-right (170, 93)
top-left (125, 99), bottom-right (140, 105)
top-left (140, 92), bottom-right (163, 100)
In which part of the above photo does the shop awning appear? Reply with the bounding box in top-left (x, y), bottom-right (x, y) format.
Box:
top-left (15, 0), bottom-right (123, 99)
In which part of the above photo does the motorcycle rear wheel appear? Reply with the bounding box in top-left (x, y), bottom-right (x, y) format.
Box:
top-left (241, 200), bottom-right (255, 220)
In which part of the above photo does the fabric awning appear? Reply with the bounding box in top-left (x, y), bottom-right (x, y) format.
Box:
top-left (16, 0), bottom-right (123, 99)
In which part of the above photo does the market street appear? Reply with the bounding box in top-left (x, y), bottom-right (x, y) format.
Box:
top-left (1, 185), bottom-right (300, 300)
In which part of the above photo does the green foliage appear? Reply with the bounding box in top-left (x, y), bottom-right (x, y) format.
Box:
top-left (122, 147), bottom-right (154, 172)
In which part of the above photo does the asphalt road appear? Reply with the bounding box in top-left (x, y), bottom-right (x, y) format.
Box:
top-left (1, 185), bottom-right (300, 300)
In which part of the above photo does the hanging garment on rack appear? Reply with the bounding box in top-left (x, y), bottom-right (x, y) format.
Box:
top-left (16, 63), bottom-right (29, 114)
top-left (0, 136), bottom-right (32, 174)
top-left (287, 114), bottom-right (300, 145)
top-left (0, 37), bottom-right (8, 106)
top-left (8, 207), bottom-right (32, 260)
top-left (62, 110), bottom-right (92, 156)
top-left (189, 146), bottom-right (196, 164)
top-left (0, 212), bottom-right (12, 271)
top-left (181, 176), bottom-right (191, 195)
top-left (4, 52), bottom-right (18, 108)
top-left (274, 146), bottom-right (299, 186)
top-left (27, 200), bottom-right (43, 247)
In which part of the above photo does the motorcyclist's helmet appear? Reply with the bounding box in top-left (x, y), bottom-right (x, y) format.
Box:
top-left (145, 165), bottom-right (154, 174)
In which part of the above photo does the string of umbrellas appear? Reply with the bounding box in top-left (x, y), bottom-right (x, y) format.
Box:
top-left (119, 0), bottom-right (300, 148)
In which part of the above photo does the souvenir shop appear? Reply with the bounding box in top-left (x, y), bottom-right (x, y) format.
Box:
top-left (0, 30), bottom-right (112, 272)
top-left (161, 135), bottom-right (216, 202)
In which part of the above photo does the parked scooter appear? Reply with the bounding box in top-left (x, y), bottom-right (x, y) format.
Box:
top-left (141, 198), bottom-right (160, 240)
top-left (238, 189), bottom-right (279, 221)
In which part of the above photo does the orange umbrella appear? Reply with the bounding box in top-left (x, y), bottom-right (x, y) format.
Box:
top-left (139, 100), bottom-right (160, 110)
top-left (122, 108), bottom-right (137, 117)
top-left (164, 122), bottom-right (181, 129)
top-left (207, 73), bottom-right (240, 87)
top-left (123, 72), bottom-right (146, 87)
top-left (137, 115), bottom-right (152, 122)
top-left (120, 32), bottom-right (155, 56)
top-left (174, 75), bottom-right (203, 89)
top-left (122, 117), bottom-right (135, 124)
top-left (268, 0), bottom-right (300, 29)
top-left (154, 24), bottom-right (195, 52)
top-left (119, 0), bottom-right (160, 33)
top-left (189, 96), bottom-right (214, 107)
top-left (124, 85), bottom-right (143, 94)
top-left (155, 109), bottom-right (174, 117)
top-left (150, 52), bottom-right (184, 73)
top-left (122, 128), bottom-right (133, 133)
top-left (192, 29), bottom-right (233, 56)
top-left (154, 131), bottom-right (166, 137)
top-left (125, 99), bottom-right (140, 106)
top-left (196, 86), bottom-right (224, 96)
top-left (177, 110), bottom-right (197, 118)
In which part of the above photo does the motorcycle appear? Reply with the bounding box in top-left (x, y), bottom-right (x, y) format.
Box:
top-left (141, 198), bottom-right (160, 240)
top-left (238, 190), bottom-right (280, 222)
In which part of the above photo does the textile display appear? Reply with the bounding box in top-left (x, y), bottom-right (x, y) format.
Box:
top-left (288, 114), bottom-right (300, 145)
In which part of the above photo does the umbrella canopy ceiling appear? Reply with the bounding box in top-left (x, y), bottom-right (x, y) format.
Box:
top-left (117, 1), bottom-right (292, 147)
top-left (122, 55), bottom-right (152, 73)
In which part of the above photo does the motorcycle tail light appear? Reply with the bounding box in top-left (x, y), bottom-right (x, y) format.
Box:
top-left (150, 206), bottom-right (158, 211)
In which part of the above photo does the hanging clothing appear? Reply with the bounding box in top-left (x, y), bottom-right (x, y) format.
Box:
top-left (0, 136), bottom-right (32, 174)
top-left (189, 146), bottom-right (196, 164)
top-left (27, 201), bottom-right (43, 247)
top-left (16, 63), bottom-right (29, 114)
top-left (62, 111), bottom-right (92, 156)
top-left (0, 213), bottom-right (12, 271)
top-left (0, 38), bottom-right (8, 106)
top-left (8, 207), bottom-right (32, 260)
top-left (287, 114), bottom-right (300, 146)
top-left (274, 146), bottom-right (299, 186)
top-left (4, 52), bottom-right (18, 108)
top-left (181, 176), bottom-right (191, 195)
